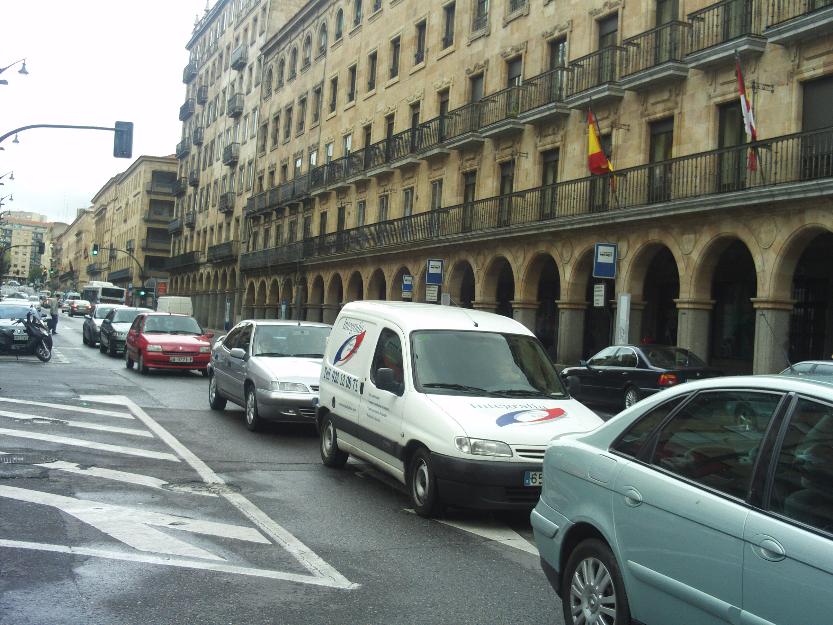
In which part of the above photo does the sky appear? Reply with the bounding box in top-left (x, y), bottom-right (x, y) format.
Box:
top-left (2, 0), bottom-right (207, 224)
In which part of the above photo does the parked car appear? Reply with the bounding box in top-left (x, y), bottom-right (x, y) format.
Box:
top-left (532, 375), bottom-right (833, 625)
top-left (780, 360), bottom-right (833, 380)
top-left (124, 312), bottom-right (213, 375)
top-left (82, 304), bottom-right (124, 347)
top-left (99, 307), bottom-right (151, 356)
top-left (68, 299), bottom-right (92, 317)
top-left (61, 292), bottom-right (81, 313)
top-left (208, 320), bottom-right (331, 431)
top-left (561, 344), bottom-right (722, 410)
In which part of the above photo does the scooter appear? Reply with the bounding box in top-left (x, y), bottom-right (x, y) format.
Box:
top-left (0, 311), bottom-right (53, 362)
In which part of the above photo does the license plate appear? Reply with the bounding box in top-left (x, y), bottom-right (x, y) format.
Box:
top-left (13, 335), bottom-right (27, 342)
top-left (170, 356), bottom-right (193, 363)
top-left (524, 471), bottom-right (543, 487)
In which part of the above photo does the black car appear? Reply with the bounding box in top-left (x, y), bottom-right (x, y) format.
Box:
top-left (561, 344), bottom-right (722, 410)
top-left (99, 307), bottom-right (150, 357)
top-left (82, 304), bottom-right (123, 347)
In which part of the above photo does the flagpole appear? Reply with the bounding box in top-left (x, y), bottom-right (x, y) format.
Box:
top-left (735, 50), bottom-right (767, 186)
top-left (588, 100), bottom-right (620, 210)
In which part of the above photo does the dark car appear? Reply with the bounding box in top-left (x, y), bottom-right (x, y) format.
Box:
top-left (561, 344), bottom-right (722, 410)
top-left (82, 304), bottom-right (123, 347)
top-left (99, 307), bottom-right (151, 356)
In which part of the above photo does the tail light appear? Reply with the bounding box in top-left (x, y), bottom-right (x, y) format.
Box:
top-left (658, 373), bottom-right (679, 387)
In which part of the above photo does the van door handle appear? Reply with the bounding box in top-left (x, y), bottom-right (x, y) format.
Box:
top-left (623, 487), bottom-right (643, 507)
top-left (359, 382), bottom-right (364, 394)
top-left (752, 537), bottom-right (785, 562)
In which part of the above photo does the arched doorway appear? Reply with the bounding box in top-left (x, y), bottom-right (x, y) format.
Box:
top-left (346, 271), bottom-right (363, 302)
top-left (266, 279), bottom-right (280, 319)
top-left (281, 278), bottom-right (294, 318)
top-left (368, 269), bottom-right (386, 300)
top-left (255, 280), bottom-right (267, 319)
top-left (710, 240), bottom-right (756, 373)
top-left (296, 277), bottom-right (308, 320)
top-left (525, 254), bottom-right (560, 359)
top-left (484, 257), bottom-right (514, 317)
top-left (641, 247), bottom-right (680, 346)
top-left (790, 231), bottom-right (833, 361)
top-left (448, 260), bottom-right (475, 308)
top-left (309, 275), bottom-right (325, 322)
top-left (390, 266), bottom-right (413, 301)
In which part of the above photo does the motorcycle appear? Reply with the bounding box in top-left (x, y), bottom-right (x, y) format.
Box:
top-left (0, 311), bottom-right (53, 362)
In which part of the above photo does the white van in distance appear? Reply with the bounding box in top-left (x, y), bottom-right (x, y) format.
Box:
top-left (155, 296), bottom-right (193, 316)
top-left (317, 301), bottom-right (603, 516)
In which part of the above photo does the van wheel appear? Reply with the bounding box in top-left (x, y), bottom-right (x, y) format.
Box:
top-left (562, 539), bottom-right (630, 625)
top-left (409, 448), bottom-right (442, 518)
top-left (244, 385), bottom-right (262, 432)
top-left (320, 415), bottom-right (348, 468)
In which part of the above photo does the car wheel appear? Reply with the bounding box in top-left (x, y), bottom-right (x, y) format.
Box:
top-left (408, 447), bottom-right (442, 518)
top-left (623, 386), bottom-right (640, 409)
top-left (82, 329), bottom-right (88, 346)
top-left (99, 337), bottom-right (107, 353)
top-left (320, 415), bottom-right (348, 468)
top-left (125, 353), bottom-right (134, 369)
top-left (562, 538), bottom-right (631, 625)
top-left (244, 385), bottom-right (262, 432)
top-left (200, 368), bottom-right (209, 377)
top-left (138, 352), bottom-right (149, 375)
top-left (208, 374), bottom-right (227, 411)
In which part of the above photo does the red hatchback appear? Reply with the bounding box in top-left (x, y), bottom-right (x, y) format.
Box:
top-left (124, 312), bottom-right (214, 375)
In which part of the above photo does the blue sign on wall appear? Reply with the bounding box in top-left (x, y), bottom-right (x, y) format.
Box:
top-left (592, 243), bottom-right (617, 279)
top-left (426, 259), bottom-right (443, 285)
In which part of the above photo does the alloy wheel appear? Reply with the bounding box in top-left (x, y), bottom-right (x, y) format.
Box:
top-left (569, 557), bottom-right (617, 625)
top-left (413, 458), bottom-right (429, 506)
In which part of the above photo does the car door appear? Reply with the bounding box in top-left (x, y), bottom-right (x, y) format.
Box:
top-left (226, 323), bottom-right (252, 404)
top-left (575, 346), bottom-right (618, 404)
top-left (213, 325), bottom-right (241, 394)
top-left (125, 316), bottom-right (143, 359)
top-left (741, 394), bottom-right (833, 625)
top-left (606, 346), bottom-right (640, 403)
top-left (611, 389), bottom-right (785, 625)
top-left (360, 326), bottom-right (407, 474)
top-left (100, 310), bottom-right (115, 348)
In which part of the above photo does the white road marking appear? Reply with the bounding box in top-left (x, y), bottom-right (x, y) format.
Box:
top-left (435, 516), bottom-right (539, 557)
top-left (0, 539), bottom-right (352, 588)
top-left (0, 397), bottom-right (133, 419)
top-left (0, 486), bottom-right (268, 561)
top-left (0, 428), bottom-right (179, 461)
top-left (0, 409), bottom-right (152, 437)
top-left (32, 460), bottom-right (217, 497)
top-left (83, 395), bottom-right (358, 590)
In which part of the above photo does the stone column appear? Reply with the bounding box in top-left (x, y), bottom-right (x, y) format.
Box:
top-left (510, 300), bottom-right (538, 334)
top-left (472, 299), bottom-right (497, 313)
top-left (322, 304), bottom-right (340, 324)
top-left (628, 300), bottom-right (645, 345)
top-left (675, 299), bottom-right (714, 363)
top-left (265, 304), bottom-right (277, 319)
top-left (555, 300), bottom-right (587, 366)
top-left (305, 303), bottom-right (323, 323)
top-left (207, 292), bottom-right (218, 329)
top-left (751, 298), bottom-right (794, 374)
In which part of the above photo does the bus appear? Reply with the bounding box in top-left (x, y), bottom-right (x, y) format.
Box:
top-left (81, 281), bottom-right (126, 306)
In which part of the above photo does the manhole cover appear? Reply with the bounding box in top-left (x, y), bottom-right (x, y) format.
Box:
top-left (0, 453), bottom-right (57, 465)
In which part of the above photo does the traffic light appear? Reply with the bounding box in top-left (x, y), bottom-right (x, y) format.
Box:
top-left (91, 243), bottom-right (99, 256)
top-left (113, 121), bottom-right (133, 159)
top-left (138, 286), bottom-right (146, 297)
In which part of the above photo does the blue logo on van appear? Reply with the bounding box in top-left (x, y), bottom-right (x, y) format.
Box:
top-left (333, 330), bottom-right (366, 365)
top-left (496, 407), bottom-right (566, 427)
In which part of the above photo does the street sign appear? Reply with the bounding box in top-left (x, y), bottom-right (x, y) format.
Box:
top-left (593, 243), bottom-right (617, 279)
top-left (593, 283), bottom-right (606, 307)
top-left (426, 284), bottom-right (439, 302)
top-left (402, 274), bottom-right (413, 299)
top-left (615, 292), bottom-right (631, 345)
top-left (426, 259), bottom-right (443, 285)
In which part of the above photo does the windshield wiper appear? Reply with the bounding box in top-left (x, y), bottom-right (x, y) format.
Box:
top-left (292, 353), bottom-right (324, 358)
top-left (255, 352), bottom-right (287, 357)
top-left (491, 388), bottom-right (553, 398)
top-left (422, 382), bottom-right (496, 395)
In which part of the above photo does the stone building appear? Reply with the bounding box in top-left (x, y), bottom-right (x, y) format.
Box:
top-left (171, 0), bottom-right (833, 374)
top-left (55, 208), bottom-right (95, 291)
top-left (0, 212), bottom-right (48, 283)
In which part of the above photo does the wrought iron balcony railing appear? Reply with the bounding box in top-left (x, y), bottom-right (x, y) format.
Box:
top-left (179, 98), bottom-right (195, 121)
top-left (621, 21), bottom-right (690, 78)
top-left (479, 85), bottom-right (524, 128)
top-left (222, 142), bottom-right (240, 165)
top-left (167, 218), bottom-right (183, 234)
top-left (687, 0), bottom-right (762, 54)
top-left (207, 241), bottom-right (239, 263)
top-left (184, 210), bottom-right (196, 228)
top-left (173, 178), bottom-right (188, 197)
top-left (165, 250), bottom-right (202, 271)
top-left (766, 0), bottom-right (833, 26)
top-left (230, 44), bottom-right (248, 70)
top-left (141, 238), bottom-right (170, 252)
top-left (175, 139), bottom-right (190, 160)
top-left (566, 46), bottom-right (625, 97)
top-left (146, 181), bottom-right (175, 195)
top-left (188, 170), bottom-right (200, 187)
top-left (183, 62), bottom-right (197, 84)
top-left (227, 93), bottom-right (244, 117)
top-left (192, 127), bottom-right (204, 146)
top-left (196, 85), bottom-right (209, 105)
top-left (219, 191), bottom-right (236, 213)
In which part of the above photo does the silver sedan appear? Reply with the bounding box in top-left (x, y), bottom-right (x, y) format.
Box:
top-left (207, 320), bottom-right (331, 432)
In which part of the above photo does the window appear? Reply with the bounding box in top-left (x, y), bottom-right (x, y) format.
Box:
top-left (264, 67), bottom-right (273, 96)
top-left (442, 3), bottom-right (455, 48)
top-left (309, 148), bottom-right (318, 167)
top-left (318, 23), bottom-right (328, 54)
top-left (390, 37), bottom-right (401, 79)
top-left (506, 56), bottom-right (523, 87)
top-left (329, 76), bottom-right (339, 112)
top-left (353, 0), bottom-right (362, 25)
top-left (414, 20), bottom-right (427, 64)
top-left (277, 59), bottom-right (285, 87)
top-left (470, 73), bottom-right (484, 102)
top-left (283, 106), bottom-right (293, 141)
top-left (649, 118), bottom-right (674, 203)
top-left (246, 160), bottom-right (254, 190)
top-left (463, 170), bottom-right (477, 203)
top-left (612, 397), bottom-right (688, 458)
top-left (367, 51), bottom-right (377, 91)
top-left (271, 114), bottom-right (280, 148)
top-left (356, 199), bottom-right (366, 226)
top-left (294, 156), bottom-right (303, 176)
top-left (363, 124), bottom-right (373, 148)
top-left (280, 164), bottom-right (288, 182)
top-left (335, 9), bottom-right (344, 40)
top-left (312, 85), bottom-right (323, 123)
top-left (257, 123), bottom-right (268, 153)
top-left (347, 65), bottom-right (357, 102)
top-left (297, 96), bottom-right (307, 134)
top-left (370, 328), bottom-right (404, 393)
top-left (473, 0), bottom-right (488, 31)
top-left (325, 142), bottom-right (334, 162)
top-left (768, 397), bottom-right (833, 533)
top-left (302, 36), bottom-right (312, 68)
top-left (430, 178), bottom-right (443, 210)
top-left (319, 211), bottom-right (328, 237)
top-left (548, 36), bottom-right (567, 69)
top-left (378, 193), bottom-right (389, 221)
top-left (402, 186), bottom-right (414, 216)
top-left (343, 133), bottom-right (352, 155)
top-left (541, 148), bottom-right (559, 217)
top-left (649, 390), bottom-right (782, 499)
top-left (289, 47), bottom-right (298, 79)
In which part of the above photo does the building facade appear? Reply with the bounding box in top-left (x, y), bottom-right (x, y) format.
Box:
top-left (55, 208), bottom-right (94, 292)
top-left (0, 211), bottom-right (48, 283)
top-left (171, 0), bottom-right (833, 374)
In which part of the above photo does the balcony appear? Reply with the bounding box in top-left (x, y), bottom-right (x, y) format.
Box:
top-left (184, 209), bottom-right (196, 228)
top-left (188, 170), bottom-right (200, 187)
top-left (192, 127), bottom-right (204, 146)
top-left (443, 102), bottom-right (486, 150)
top-left (222, 142), bottom-right (240, 165)
top-left (143, 211), bottom-right (174, 223)
top-left (196, 85), bottom-right (209, 105)
top-left (146, 181), bottom-right (175, 195)
top-left (517, 68), bottom-right (571, 124)
top-left (479, 86), bottom-right (526, 139)
top-left (227, 93), bottom-right (244, 117)
top-left (219, 191), bottom-right (236, 214)
top-left (230, 44), bottom-right (248, 70)
top-left (173, 178), bottom-right (188, 197)
top-left (240, 241), bottom-right (305, 271)
top-left (564, 46), bottom-right (626, 108)
top-left (207, 241), bottom-right (239, 263)
top-left (620, 21), bottom-right (690, 92)
top-left (168, 218), bottom-right (183, 234)
top-left (765, 0), bottom-right (833, 44)
top-left (126, 239), bottom-right (135, 252)
top-left (413, 116), bottom-right (452, 159)
top-left (141, 238), bottom-right (170, 252)
top-left (686, 0), bottom-right (766, 69)
top-left (108, 267), bottom-right (132, 282)
top-left (87, 262), bottom-right (102, 275)
top-left (165, 250), bottom-right (202, 271)
top-left (182, 62), bottom-right (197, 84)
top-left (175, 140), bottom-right (190, 160)
top-left (179, 98), bottom-right (196, 121)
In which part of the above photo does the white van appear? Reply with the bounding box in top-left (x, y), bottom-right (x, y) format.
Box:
top-left (317, 301), bottom-right (603, 516)
top-left (156, 296), bottom-right (193, 316)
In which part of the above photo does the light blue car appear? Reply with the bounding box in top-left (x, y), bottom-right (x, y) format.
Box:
top-left (532, 375), bottom-right (833, 625)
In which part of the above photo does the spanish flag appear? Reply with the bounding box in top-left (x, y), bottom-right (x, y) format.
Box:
top-left (587, 109), bottom-right (613, 175)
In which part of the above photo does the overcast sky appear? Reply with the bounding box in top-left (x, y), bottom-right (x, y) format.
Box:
top-left (3, 0), bottom-right (207, 224)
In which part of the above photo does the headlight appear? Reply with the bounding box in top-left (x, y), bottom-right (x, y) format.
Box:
top-left (199, 346), bottom-right (210, 353)
top-left (454, 436), bottom-right (513, 457)
top-left (146, 344), bottom-right (163, 352)
top-left (271, 381), bottom-right (309, 393)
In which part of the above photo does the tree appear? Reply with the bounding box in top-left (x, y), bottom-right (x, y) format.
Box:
top-left (28, 265), bottom-right (43, 284)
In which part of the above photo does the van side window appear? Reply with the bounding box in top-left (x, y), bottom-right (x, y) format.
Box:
top-left (370, 329), bottom-right (404, 388)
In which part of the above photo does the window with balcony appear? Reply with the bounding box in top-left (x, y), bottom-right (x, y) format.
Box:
top-left (309, 148), bottom-right (318, 168)
top-left (648, 118), bottom-right (673, 203)
top-left (312, 85), bottom-right (323, 124)
top-left (326, 142), bottom-right (334, 162)
top-left (367, 50), bottom-right (378, 91)
top-left (318, 23), bottom-right (328, 55)
top-left (540, 150), bottom-right (558, 218)
top-left (329, 76), bottom-right (339, 113)
top-left (298, 96), bottom-right (307, 134)
top-left (506, 56), bottom-right (523, 87)
top-left (335, 9), bottom-right (344, 40)
top-left (277, 59), bottom-right (285, 87)
top-left (303, 35), bottom-right (312, 68)
top-left (264, 67), bottom-right (273, 97)
top-left (295, 156), bottom-right (303, 177)
top-left (717, 101), bottom-right (745, 192)
top-left (289, 47), bottom-right (298, 79)
top-left (246, 161), bottom-right (254, 190)
top-left (473, 0), bottom-right (489, 31)
top-left (402, 186), bottom-right (414, 216)
top-left (363, 124), bottom-right (373, 149)
top-left (430, 178), bottom-right (443, 210)
top-left (353, 0), bottom-right (362, 26)
top-left (343, 133), bottom-right (353, 155)
top-left (319, 211), bottom-right (328, 237)
top-left (390, 36), bottom-right (401, 79)
top-left (597, 13), bottom-right (619, 83)
top-left (271, 114), bottom-right (280, 147)
top-left (414, 20), bottom-right (427, 64)
top-left (280, 164), bottom-right (288, 183)
top-left (284, 106), bottom-right (293, 142)
top-left (347, 65), bottom-right (357, 102)
top-left (469, 73), bottom-right (484, 102)
top-left (258, 123), bottom-right (268, 153)
top-left (378, 194), bottom-right (389, 222)
top-left (357, 200), bottom-right (366, 226)
top-left (442, 2), bottom-right (455, 48)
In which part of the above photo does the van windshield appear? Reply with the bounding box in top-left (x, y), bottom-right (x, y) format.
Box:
top-left (411, 330), bottom-right (567, 398)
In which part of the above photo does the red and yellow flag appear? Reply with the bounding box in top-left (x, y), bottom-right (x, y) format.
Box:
top-left (587, 109), bottom-right (613, 175)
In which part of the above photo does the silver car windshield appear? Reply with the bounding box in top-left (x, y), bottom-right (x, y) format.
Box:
top-left (252, 325), bottom-right (330, 357)
top-left (411, 330), bottom-right (566, 398)
top-left (94, 307), bottom-right (115, 319)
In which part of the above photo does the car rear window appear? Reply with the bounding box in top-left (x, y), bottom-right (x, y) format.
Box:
top-left (644, 346), bottom-right (705, 369)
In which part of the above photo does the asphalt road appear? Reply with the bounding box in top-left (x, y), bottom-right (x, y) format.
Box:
top-left (0, 313), bottom-right (613, 625)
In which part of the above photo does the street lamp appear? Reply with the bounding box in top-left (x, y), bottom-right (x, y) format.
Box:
top-left (0, 171), bottom-right (14, 182)
top-left (0, 58), bottom-right (29, 86)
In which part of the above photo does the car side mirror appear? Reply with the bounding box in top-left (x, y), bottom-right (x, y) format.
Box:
top-left (230, 347), bottom-right (247, 360)
top-left (579, 359), bottom-right (588, 367)
top-left (376, 368), bottom-right (402, 395)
